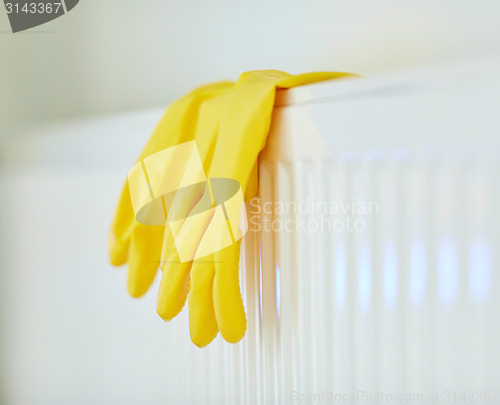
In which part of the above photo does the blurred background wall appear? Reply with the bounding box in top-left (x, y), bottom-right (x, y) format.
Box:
top-left (1, 1), bottom-right (500, 404)
top-left (1, 0), bottom-right (500, 137)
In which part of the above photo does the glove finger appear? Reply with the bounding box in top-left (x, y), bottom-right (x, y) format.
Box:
top-left (188, 258), bottom-right (218, 347)
top-left (157, 226), bottom-right (192, 321)
top-left (157, 260), bottom-right (191, 321)
top-left (157, 165), bottom-right (221, 323)
top-left (213, 242), bottom-right (246, 343)
top-left (109, 181), bottom-right (135, 266)
top-left (127, 224), bottom-right (164, 298)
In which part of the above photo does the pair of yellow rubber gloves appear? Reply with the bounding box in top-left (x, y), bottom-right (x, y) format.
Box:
top-left (109, 70), bottom-right (355, 347)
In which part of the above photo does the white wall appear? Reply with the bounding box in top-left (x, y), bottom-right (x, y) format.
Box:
top-left (1, 0), bottom-right (500, 135)
top-left (1, 60), bottom-right (499, 405)
top-left (1, 2), bottom-right (500, 403)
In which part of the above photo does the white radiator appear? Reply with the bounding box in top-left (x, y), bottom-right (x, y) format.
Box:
top-left (1, 60), bottom-right (499, 404)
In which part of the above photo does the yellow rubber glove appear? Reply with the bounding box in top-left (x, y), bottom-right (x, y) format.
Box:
top-left (109, 81), bottom-right (234, 296)
top-left (109, 70), bottom-right (357, 347)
